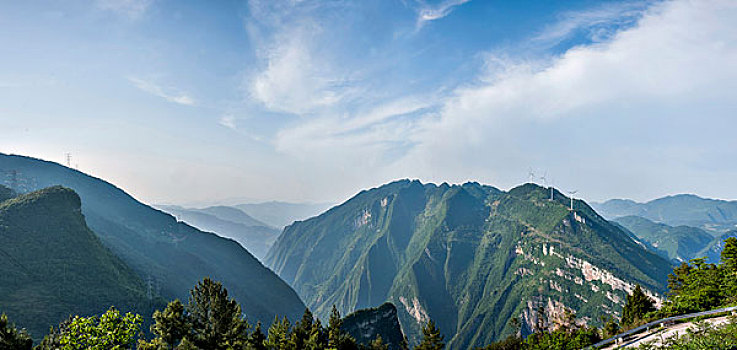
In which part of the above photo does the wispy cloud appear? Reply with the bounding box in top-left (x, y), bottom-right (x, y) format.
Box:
top-left (531, 1), bottom-right (649, 47)
top-left (128, 77), bottom-right (195, 106)
top-left (244, 1), bottom-right (362, 116)
top-left (400, 0), bottom-right (737, 199)
top-left (416, 0), bottom-right (472, 29)
top-left (96, 0), bottom-right (153, 19)
top-left (219, 115), bottom-right (237, 130)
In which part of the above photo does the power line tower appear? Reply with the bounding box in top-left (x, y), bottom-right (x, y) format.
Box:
top-left (65, 153), bottom-right (72, 168)
top-left (147, 275), bottom-right (153, 300)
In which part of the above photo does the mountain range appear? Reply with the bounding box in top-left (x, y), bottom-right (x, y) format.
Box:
top-left (593, 195), bottom-right (737, 234)
top-left (595, 196), bottom-right (737, 264)
top-left (266, 180), bottom-right (673, 349)
top-left (234, 201), bottom-right (333, 228)
top-left (0, 153), bottom-right (305, 329)
top-left (156, 205), bottom-right (280, 260)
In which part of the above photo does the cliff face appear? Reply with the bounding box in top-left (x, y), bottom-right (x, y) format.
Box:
top-left (267, 180), bottom-right (673, 348)
top-left (342, 303), bottom-right (406, 350)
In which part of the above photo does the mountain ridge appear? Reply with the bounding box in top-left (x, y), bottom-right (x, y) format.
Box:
top-left (0, 185), bottom-right (162, 340)
top-left (0, 153), bottom-right (306, 326)
top-left (266, 180), bottom-right (672, 348)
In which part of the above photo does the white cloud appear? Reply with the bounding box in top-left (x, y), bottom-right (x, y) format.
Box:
top-left (269, 0), bottom-right (737, 202)
top-left (245, 0), bottom-right (361, 116)
top-left (416, 0), bottom-right (472, 26)
top-left (219, 115), bottom-right (237, 130)
top-left (531, 1), bottom-right (649, 46)
top-left (96, 0), bottom-right (153, 19)
top-left (249, 23), bottom-right (349, 115)
top-left (400, 0), bottom-right (737, 200)
top-left (128, 77), bottom-right (195, 106)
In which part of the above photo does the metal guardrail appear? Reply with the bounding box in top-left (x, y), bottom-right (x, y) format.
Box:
top-left (586, 305), bottom-right (737, 349)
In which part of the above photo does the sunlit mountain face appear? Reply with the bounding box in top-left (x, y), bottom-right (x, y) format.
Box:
top-left (1, 1), bottom-right (737, 349)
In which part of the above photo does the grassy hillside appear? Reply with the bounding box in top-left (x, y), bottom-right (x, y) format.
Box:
top-left (0, 153), bottom-right (305, 325)
top-left (614, 215), bottom-right (714, 262)
top-left (266, 180), bottom-right (673, 349)
top-left (0, 186), bottom-right (160, 340)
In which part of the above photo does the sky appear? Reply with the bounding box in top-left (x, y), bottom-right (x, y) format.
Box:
top-left (1, 0), bottom-right (736, 206)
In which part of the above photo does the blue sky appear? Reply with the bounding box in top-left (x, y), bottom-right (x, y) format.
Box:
top-left (1, 0), bottom-right (736, 206)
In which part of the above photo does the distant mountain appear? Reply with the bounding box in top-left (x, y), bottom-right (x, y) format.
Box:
top-left (0, 186), bottom-right (161, 340)
top-left (266, 180), bottom-right (672, 349)
top-left (196, 205), bottom-right (271, 227)
top-left (0, 153), bottom-right (305, 325)
top-left (342, 303), bottom-right (406, 350)
top-left (593, 195), bottom-right (737, 234)
top-left (694, 230), bottom-right (737, 264)
top-left (156, 205), bottom-right (280, 260)
top-left (235, 201), bottom-right (333, 228)
top-left (614, 216), bottom-right (713, 263)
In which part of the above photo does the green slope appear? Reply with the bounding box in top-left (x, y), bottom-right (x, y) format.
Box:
top-left (614, 215), bottom-right (713, 263)
top-left (0, 153), bottom-right (305, 325)
top-left (0, 186), bottom-right (160, 340)
top-left (266, 180), bottom-right (673, 349)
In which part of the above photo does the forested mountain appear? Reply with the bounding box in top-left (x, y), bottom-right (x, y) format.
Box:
top-left (157, 205), bottom-right (280, 260)
top-left (266, 180), bottom-right (673, 349)
top-left (614, 216), bottom-right (714, 263)
top-left (593, 195), bottom-right (737, 234)
top-left (235, 201), bottom-right (333, 228)
top-left (0, 185), bottom-right (160, 340)
top-left (0, 153), bottom-right (305, 325)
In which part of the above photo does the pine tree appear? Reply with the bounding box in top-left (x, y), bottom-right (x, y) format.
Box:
top-left (265, 316), bottom-right (291, 350)
top-left (327, 305), bottom-right (342, 348)
top-left (415, 320), bottom-right (444, 350)
top-left (149, 299), bottom-right (191, 348)
top-left (721, 236), bottom-right (737, 301)
top-left (368, 335), bottom-right (389, 350)
top-left (0, 313), bottom-right (32, 350)
top-left (187, 278), bottom-right (250, 350)
top-left (721, 237), bottom-right (737, 270)
top-left (621, 285), bottom-right (655, 326)
top-left (249, 322), bottom-right (267, 350)
top-left (324, 305), bottom-right (358, 350)
top-left (290, 308), bottom-right (314, 349)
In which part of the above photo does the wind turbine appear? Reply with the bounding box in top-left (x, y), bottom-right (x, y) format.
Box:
top-left (539, 172), bottom-right (547, 187)
top-left (528, 168), bottom-right (535, 183)
top-left (567, 190), bottom-right (578, 211)
top-left (548, 179), bottom-right (555, 201)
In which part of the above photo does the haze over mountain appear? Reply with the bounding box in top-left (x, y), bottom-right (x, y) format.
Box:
top-left (156, 204), bottom-right (280, 260)
top-left (0, 185), bottom-right (161, 340)
top-left (234, 202), bottom-right (334, 229)
top-left (266, 180), bottom-right (672, 348)
top-left (593, 195), bottom-right (737, 234)
top-left (613, 216), bottom-right (714, 263)
top-left (0, 153), bottom-right (305, 325)
top-left (3, 1), bottom-right (736, 208)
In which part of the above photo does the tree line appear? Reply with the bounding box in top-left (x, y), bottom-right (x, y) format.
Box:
top-left (0, 278), bottom-right (443, 350)
top-left (3, 237), bottom-right (736, 350)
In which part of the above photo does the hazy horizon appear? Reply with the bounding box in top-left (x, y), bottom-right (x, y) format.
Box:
top-left (2, 0), bottom-right (736, 206)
